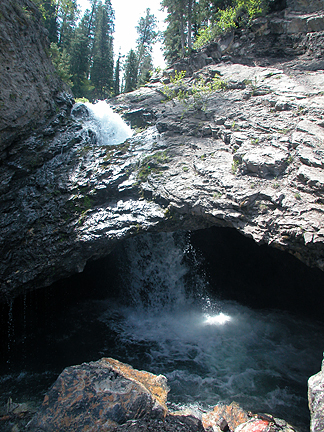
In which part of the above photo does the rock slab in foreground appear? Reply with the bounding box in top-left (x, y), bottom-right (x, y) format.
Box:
top-left (308, 360), bottom-right (324, 432)
top-left (27, 358), bottom-right (169, 431)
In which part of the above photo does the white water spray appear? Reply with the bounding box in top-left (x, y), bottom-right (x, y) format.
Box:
top-left (72, 100), bottom-right (133, 146)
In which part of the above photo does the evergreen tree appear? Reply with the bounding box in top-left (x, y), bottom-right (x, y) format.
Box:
top-left (113, 54), bottom-right (121, 96)
top-left (136, 8), bottom-right (158, 69)
top-left (123, 49), bottom-right (138, 93)
top-left (136, 8), bottom-right (158, 87)
top-left (123, 9), bottom-right (157, 93)
top-left (162, 0), bottom-right (193, 62)
top-left (34, 0), bottom-right (58, 43)
top-left (57, 0), bottom-right (79, 50)
top-left (90, 0), bottom-right (115, 99)
top-left (69, 13), bottom-right (92, 97)
top-left (137, 53), bottom-right (154, 87)
top-left (49, 42), bottom-right (72, 86)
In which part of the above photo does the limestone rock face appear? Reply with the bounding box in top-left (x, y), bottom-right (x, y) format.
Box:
top-left (0, 0), bottom-right (64, 155)
top-left (27, 358), bottom-right (169, 431)
top-left (1, 58), bottom-right (324, 300)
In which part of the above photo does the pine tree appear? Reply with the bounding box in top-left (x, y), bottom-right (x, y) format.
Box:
top-left (137, 53), bottom-right (153, 87)
top-left (69, 13), bottom-right (92, 97)
top-left (57, 0), bottom-right (79, 50)
top-left (113, 55), bottom-right (121, 96)
top-left (162, 0), bottom-right (187, 61)
top-left (123, 49), bottom-right (138, 93)
top-left (135, 8), bottom-right (158, 87)
top-left (122, 9), bottom-right (157, 93)
top-left (90, 0), bottom-right (115, 99)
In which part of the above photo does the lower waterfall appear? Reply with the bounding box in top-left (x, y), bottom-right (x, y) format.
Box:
top-left (0, 231), bottom-right (324, 432)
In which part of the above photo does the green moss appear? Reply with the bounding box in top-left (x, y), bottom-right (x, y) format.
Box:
top-left (75, 97), bottom-right (90, 103)
top-left (137, 151), bottom-right (169, 182)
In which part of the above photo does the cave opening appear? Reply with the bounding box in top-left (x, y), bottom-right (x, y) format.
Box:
top-left (0, 226), bottom-right (324, 431)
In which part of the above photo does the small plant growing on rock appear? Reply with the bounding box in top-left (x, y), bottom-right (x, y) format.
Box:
top-left (137, 151), bottom-right (169, 182)
top-left (231, 159), bottom-right (240, 174)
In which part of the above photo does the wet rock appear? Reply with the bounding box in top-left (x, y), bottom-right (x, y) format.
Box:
top-left (202, 402), bottom-right (250, 431)
top-left (112, 414), bottom-right (205, 432)
top-left (123, 108), bottom-right (156, 129)
top-left (71, 103), bottom-right (91, 120)
top-left (27, 358), bottom-right (169, 431)
top-left (308, 361), bottom-right (324, 432)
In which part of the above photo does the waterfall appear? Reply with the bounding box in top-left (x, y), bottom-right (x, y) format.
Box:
top-left (71, 100), bottom-right (133, 146)
top-left (99, 232), bottom-right (324, 431)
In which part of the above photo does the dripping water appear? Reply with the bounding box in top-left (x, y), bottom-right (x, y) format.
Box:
top-left (6, 300), bottom-right (13, 367)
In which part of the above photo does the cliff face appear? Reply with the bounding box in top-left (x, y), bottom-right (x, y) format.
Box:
top-left (0, 0), bottom-right (64, 156)
top-left (1, 2), bottom-right (324, 301)
top-left (287, 0), bottom-right (324, 13)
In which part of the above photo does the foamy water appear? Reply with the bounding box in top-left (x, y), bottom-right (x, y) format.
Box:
top-left (72, 100), bottom-right (133, 146)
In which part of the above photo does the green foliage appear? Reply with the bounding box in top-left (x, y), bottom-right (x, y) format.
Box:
top-left (50, 42), bottom-right (73, 86)
top-left (194, 0), bottom-right (266, 49)
top-left (69, 14), bottom-right (91, 97)
top-left (75, 97), bottom-right (90, 103)
top-left (33, 0), bottom-right (58, 43)
top-left (35, 0), bottom-right (115, 100)
top-left (114, 55), bottom-right (121, 96)
top-left (161, 71), bottom-right (227, 113)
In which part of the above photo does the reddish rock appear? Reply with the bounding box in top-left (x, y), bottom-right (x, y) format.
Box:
top-left (27, 358), bottom-right (169, 432)
top-left (234, 419), bottom-right (270, 432)
top-left (202, 402), bottom-right (250, 431)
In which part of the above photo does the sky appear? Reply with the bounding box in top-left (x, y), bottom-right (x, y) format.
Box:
top-left (78, 0), bottom-right (167, 68)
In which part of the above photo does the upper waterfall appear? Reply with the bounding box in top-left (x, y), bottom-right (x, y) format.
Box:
top-left (72, 100), bottom-right (133, 146)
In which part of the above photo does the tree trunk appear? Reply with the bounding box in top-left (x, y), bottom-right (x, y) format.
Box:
top-left (180, 11), bottom-right (185, 57)
top-left (188, 0), bottom-right (192, 50)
